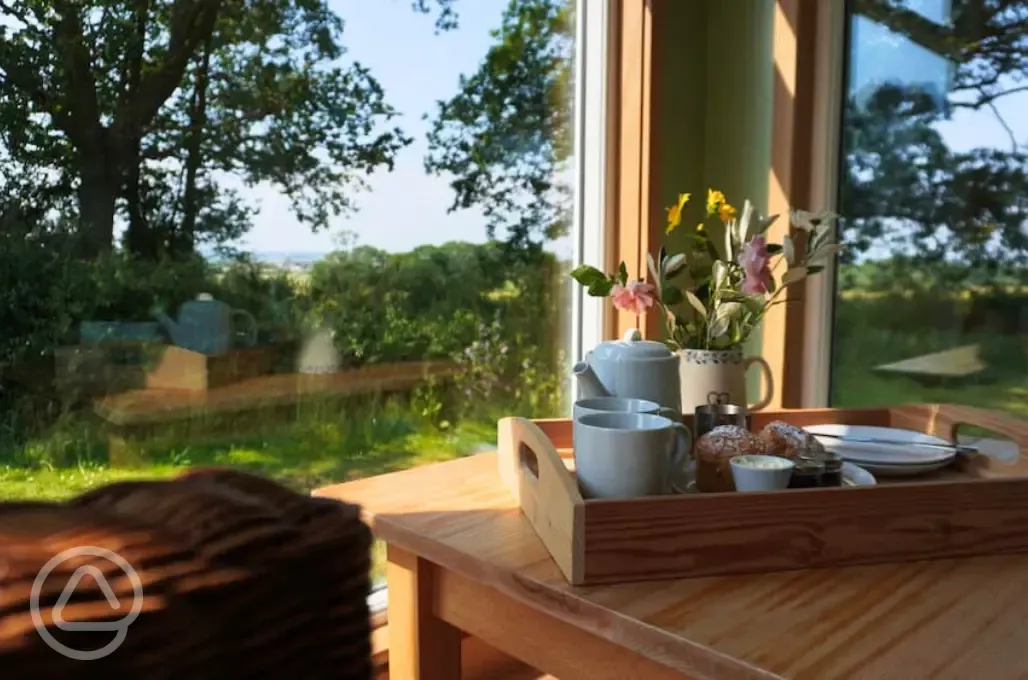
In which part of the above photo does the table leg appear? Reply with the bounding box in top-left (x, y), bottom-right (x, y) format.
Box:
top-left (386, 544), bottom-right (463, 680)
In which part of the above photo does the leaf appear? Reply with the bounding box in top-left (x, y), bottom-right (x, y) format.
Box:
top-left (714, 301), bottom-right (745, 324)
top-left (647, 252), bottom-right (660, 285)
top-left (705, 220), bottom-right (730, 263)
top-left (742, 295), bottom-right (765, 315)
top-left (709, 317), bottom-right (730, 339)
top-left (783, 233), bottom-right (796, 266)
top-left (782, 267), bottom-right (808, 285)
top-left (684, 290), bottom-right (707, 317)
top-left (711, 332), bottom-right (735, 349)
top-left (570, 265), bottom-right (606, 286)
top-left (618, 261), bottom-right (629, 284)
top-left (662, 287), bottom-right (683, 305)
top-left (663, 253), bottom-right (687, 277)
top-left (765, 244), bottom-right (783, 255)
top-left (712, 260), bottom-right (728, 288)
top-left (757, 213), bottom-right (780, 235)
top-left (587, 278), bottom-right (614, 296)
top-left (791, 209), bottom-right (817, 231)
top-left (736, 200), bottom-right (754, 247)
top-left (809, 242), bottom-right (845, 263)
top-left (807, 265), bottom-right (824, 275)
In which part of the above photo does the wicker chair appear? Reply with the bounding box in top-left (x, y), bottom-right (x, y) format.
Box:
top-left (0, 469), bottom-right (372, 679)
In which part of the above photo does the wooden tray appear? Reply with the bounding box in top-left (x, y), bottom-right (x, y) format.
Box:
top-left (497, 405), bottom-right (1028, 586)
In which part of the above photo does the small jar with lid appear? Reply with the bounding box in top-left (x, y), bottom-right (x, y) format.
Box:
top-left (788, 453), bottom-right (824, 489)
top-left (819, 451), bottom-right (844, 487)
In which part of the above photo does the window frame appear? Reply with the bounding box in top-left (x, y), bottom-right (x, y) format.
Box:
top-left (571, 0), bottom-right (618, 398)
top-left (796, 0), bottom-right (853, 407)
top-left (371, 0), bottom-right (618, 665)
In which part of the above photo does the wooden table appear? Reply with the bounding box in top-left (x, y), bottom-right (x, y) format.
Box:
top-left (315, 453), bottom-right (1028, 680)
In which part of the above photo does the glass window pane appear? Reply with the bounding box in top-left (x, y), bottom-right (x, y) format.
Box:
top-left (832, 0), bottom-right (1028, 424)
top-left (0, 0), bottom-right (579, 588)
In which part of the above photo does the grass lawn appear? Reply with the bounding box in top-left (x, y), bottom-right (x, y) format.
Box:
top-left (0, 400), bottom-right (498, 501)
top-left (0, 397), bottom-right (501, 584)
top-left (832, 296), bottom-right (1028, 419)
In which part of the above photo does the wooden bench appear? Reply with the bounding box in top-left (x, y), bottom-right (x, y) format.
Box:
top-left (874, 344), bottom-right (986, 381)
top-left (94, 360), bottom-right (459, 464)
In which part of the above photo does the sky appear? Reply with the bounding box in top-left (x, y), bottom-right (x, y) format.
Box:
top-left (4, 1), bottom-right (1023, 259)
top-left (238, 0), bottom-right (512, 256)
top-left (241, 0), bottom-right (1028, 259)
top-left (850, 0), bottom-right (1028, 156)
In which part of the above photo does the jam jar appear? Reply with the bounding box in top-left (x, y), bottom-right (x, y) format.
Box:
top-left (819, 451), bottom-right (844, 487)
top-left (788, 453), bottom-right (824, 489)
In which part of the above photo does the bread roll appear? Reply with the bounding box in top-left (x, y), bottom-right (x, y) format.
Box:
top-left (695, 425), bottom-right (768, 492)
top-left (759, 421), bottom-right (825, 459)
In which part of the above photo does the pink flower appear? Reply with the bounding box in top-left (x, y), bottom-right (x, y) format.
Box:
top-left (611, 280), bottom-right (656, 315)
top-left (738, 235), bottom-right (774, 295)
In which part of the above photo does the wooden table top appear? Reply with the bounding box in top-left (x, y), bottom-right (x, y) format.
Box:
top-left (315, 452), bottom-right (1028, 680)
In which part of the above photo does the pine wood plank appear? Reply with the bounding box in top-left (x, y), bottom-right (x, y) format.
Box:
top-left (316, 414), bottom-right (1028, 678)
top-left (497, 407), bottom-right (1028, 585)
top-left (386, 545), bottom-right (462, 680)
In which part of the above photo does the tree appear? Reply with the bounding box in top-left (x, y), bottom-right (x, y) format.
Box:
top-left (839, 0), bottom-right (1028, 273)
top-left (0, 0), bottom-right (459, 259)
top-left (424, 0), bottom-right (573, 254)
top-left (840, 83), bottom-right (1028, 273)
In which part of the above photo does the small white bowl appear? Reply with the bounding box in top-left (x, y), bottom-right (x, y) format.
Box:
top-left (730, 455), bottom-right (795, 492)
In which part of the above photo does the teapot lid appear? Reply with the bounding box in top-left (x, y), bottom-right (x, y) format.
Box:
top-left (592, 328), bottom-right (672, 360)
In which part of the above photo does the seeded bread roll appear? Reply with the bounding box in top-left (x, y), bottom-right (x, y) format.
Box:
top-left (759, 421), bottom-right (825, 459)
top-left (695, 424), bottom-right (768, 492)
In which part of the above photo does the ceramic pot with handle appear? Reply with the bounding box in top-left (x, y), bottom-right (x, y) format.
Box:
top-left (572, 329), bottom-right (681, 418)
top-left (153, 293), bottom-right (258, 356)
top-left (677, 347), bottom-right (773, 414)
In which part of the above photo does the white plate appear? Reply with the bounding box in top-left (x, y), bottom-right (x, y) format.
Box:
top-left (806, 424), bottom-right (955, 466)
top-left (842, 461), bottom-right (876, 486)
top-left (853, 460), bottom-right (953, 477)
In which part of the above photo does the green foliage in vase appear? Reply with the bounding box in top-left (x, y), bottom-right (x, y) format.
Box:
top-left (571, 189), bottom-right (844, 350)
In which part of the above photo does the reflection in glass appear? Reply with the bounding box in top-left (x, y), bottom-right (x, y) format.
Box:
top-left (0, 0), bottom-right (579, 583)
top-left (832, 0), bottom-right (1028, 418)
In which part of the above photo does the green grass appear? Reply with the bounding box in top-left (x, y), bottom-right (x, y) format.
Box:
top-left (832, 295), bottom-right (1028, 419)
top-left (0, 397), bottom-right (498, 501)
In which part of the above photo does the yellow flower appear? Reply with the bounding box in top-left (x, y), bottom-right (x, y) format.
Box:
top-left (696, 222), bottom-right (705, 233)
top-left (718, 202), bottom-right (737, 223)
top-left (665, 192), bottom-right (690, 233)
top-left (706, 189), bottom-right (726, 216)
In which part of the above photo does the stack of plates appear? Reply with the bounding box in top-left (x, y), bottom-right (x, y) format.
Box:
top-left (806, 424), bottom-right (956, 477)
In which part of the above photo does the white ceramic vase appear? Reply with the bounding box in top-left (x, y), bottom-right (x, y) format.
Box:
top-left (677, 347), bottom-right (773, 414)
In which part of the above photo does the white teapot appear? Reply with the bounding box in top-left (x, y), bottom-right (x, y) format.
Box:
top-left (572, 329), bottom-right (682, 418)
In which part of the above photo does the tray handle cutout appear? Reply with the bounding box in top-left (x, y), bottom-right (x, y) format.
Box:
top-left (520, 443), bottom-right (540, 480)
top-left (895, 404), bottom-right (1028, 474)
top-left (497, 417), bottom-right (585, 584)
top-left (943, 404), bottom-right (1028, 471)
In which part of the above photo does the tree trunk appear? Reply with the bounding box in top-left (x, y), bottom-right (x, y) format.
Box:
top-left (123, 0), bottom-right (157, 260)
top-left (176, 38), bottom-right (213, 258)
top-left (76, 148), bottom-right (118, 258)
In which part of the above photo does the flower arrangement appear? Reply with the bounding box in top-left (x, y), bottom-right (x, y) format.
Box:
top-left (571, 189), bottom-right (843, 350)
